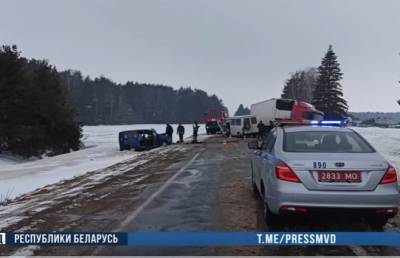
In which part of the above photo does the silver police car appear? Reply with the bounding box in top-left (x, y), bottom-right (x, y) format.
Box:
top-left (249, 123), bottom-right (399, 226)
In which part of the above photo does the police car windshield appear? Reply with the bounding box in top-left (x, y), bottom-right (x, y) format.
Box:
top-left (283, 130), bottom-right (375, 153)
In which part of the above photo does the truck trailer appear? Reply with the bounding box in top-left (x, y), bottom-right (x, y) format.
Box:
top-left (250, 98), bottom-right (323, 124)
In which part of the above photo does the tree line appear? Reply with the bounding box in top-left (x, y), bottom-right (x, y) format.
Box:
top-left (61, 71), bottom-right (226, 125)
top-left (233, 46), bottom-right (348, 120)
top-left (281, 45), bottom-right (348, 119)
top-left (0, 45), bottom-right (226, 157)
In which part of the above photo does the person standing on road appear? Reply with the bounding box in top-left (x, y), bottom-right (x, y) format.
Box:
top-left (265, 120), bottom-right (275, 134)
top-left (177, 123), bottom-right (185, 143)
top-left (257, 120), bottom-right (265, 138)
top-left (166, 123), bottom-right (173, 143)
top-left (225, 122), bottom-right (231, 138)
top-left (192, 121), bottom-right (200, 144)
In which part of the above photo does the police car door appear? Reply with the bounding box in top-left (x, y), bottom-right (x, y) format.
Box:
top-left (259, 129), bottom-right (277, 193)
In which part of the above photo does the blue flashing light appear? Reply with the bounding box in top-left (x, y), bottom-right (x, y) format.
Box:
top-left (310, 120), bottom-right (346, 127)
top-left (321, 120), bottom-right (343, 125)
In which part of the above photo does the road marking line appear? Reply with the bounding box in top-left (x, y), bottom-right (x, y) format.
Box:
top-left (93, 150), bottom-right (203, 255)
top-left (116, 150), bottom-right (202, 230)
top-left (91, 148), bottom-right (204, 255)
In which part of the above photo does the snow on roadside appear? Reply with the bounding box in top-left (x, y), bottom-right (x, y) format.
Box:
top-left (0, 124), bottom-right (205, 199)
top-left (353, 127), bottom-right (400, 171)
top-left (0, 141), bottom-right (135, 200)
top-left (0, 144), bottom-right (189, 231)
top-left (11, 245), bottom-right (40, 256)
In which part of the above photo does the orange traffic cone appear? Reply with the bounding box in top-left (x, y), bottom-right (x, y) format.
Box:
top-left (223, 139), bottom-right (229, 148)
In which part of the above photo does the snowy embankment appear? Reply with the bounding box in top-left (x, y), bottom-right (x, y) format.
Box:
top-left (352, 127), bottom-right (400, 174)
top-left (0, 124), bottom-right (204, 199)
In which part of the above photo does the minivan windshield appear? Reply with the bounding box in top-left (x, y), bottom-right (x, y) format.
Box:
top-left (283, 130), bottom-right (375, 153)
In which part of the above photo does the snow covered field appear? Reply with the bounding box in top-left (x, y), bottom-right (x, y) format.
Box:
top-left (352, 127), bottom-right (400, 172)
top-left (0, 124), bottom-right (204, 199)
top-left (0, 126), bottom-right (398, 200)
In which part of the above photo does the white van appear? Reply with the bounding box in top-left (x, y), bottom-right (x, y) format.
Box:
top-left (229, 115), bottom-right (258, 137)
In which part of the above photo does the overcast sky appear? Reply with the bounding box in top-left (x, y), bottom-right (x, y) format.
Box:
top-left (1, 0), bottom-right (399, 114)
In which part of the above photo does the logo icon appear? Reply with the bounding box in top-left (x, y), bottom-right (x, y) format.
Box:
top-left (335, 162), bottom-right (345, 168)
top-left (0, 233), bottom-right (5, 245)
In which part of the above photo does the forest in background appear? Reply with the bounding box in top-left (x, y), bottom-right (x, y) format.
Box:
top-left (61, 71), bottom-right (227, 125)
top-left (350, 112), bottom-right (400, 121)
top-left (0, 45), bottom-right (226, 157)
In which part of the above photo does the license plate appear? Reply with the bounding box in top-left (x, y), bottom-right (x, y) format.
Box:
top-left (318, 171), bottom-right (361, 183)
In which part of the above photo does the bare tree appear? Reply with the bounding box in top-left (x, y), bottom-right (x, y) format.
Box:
top-left (281, 67), bottom-right (317, 103)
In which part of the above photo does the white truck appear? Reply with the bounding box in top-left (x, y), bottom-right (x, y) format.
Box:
top-left (250, 98), bottom-right (323, 125)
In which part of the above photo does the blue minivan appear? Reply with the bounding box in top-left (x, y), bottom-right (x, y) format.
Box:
top-left (119, 129), bottom-right (171, 151)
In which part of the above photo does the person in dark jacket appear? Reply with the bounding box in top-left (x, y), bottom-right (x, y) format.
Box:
top-left (257, 120), bottom-right (266, 138)
top-left (192, 121), bottom-right (200, 143)
top-left (166, 123), bottom-right (173, 143)
top-left (225, 122), bottom-right (231, 138)
top-left (177, 124), bottom-right (185, 143)
top-left (265, 120), bottom-right (275, 134)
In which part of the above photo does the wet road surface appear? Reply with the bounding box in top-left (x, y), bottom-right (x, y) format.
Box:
top-left (1, 135), bottom-right (399, 256)
top-left (95, 136), bottom-right (400, 256)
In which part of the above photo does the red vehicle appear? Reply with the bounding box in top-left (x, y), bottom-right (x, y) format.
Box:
top-left (250, 98), bottom-right (323, 125)
top-left (289, 100), bottom-right (324, 121)
top-left (204, 110), bottom-right (228, 134)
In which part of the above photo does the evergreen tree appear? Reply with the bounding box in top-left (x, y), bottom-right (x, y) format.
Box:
top-left (234, 104), bottom-right (250, 116)
top-left (0, 45), bottom-right (81, 157)
top-left (312, 45), bottom-right (348, 119)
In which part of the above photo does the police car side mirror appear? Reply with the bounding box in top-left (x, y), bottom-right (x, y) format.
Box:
top-left (248, 140), bottom-right (259, 150)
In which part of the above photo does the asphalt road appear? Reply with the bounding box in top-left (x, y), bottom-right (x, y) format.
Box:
top-left (1, 135), bottom-right (400, 256)
top-left (98, 135), bottom-right (400, 256)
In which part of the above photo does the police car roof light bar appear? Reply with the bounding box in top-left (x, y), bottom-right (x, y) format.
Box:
top-left (310, 120), bottom-right (345, 127)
